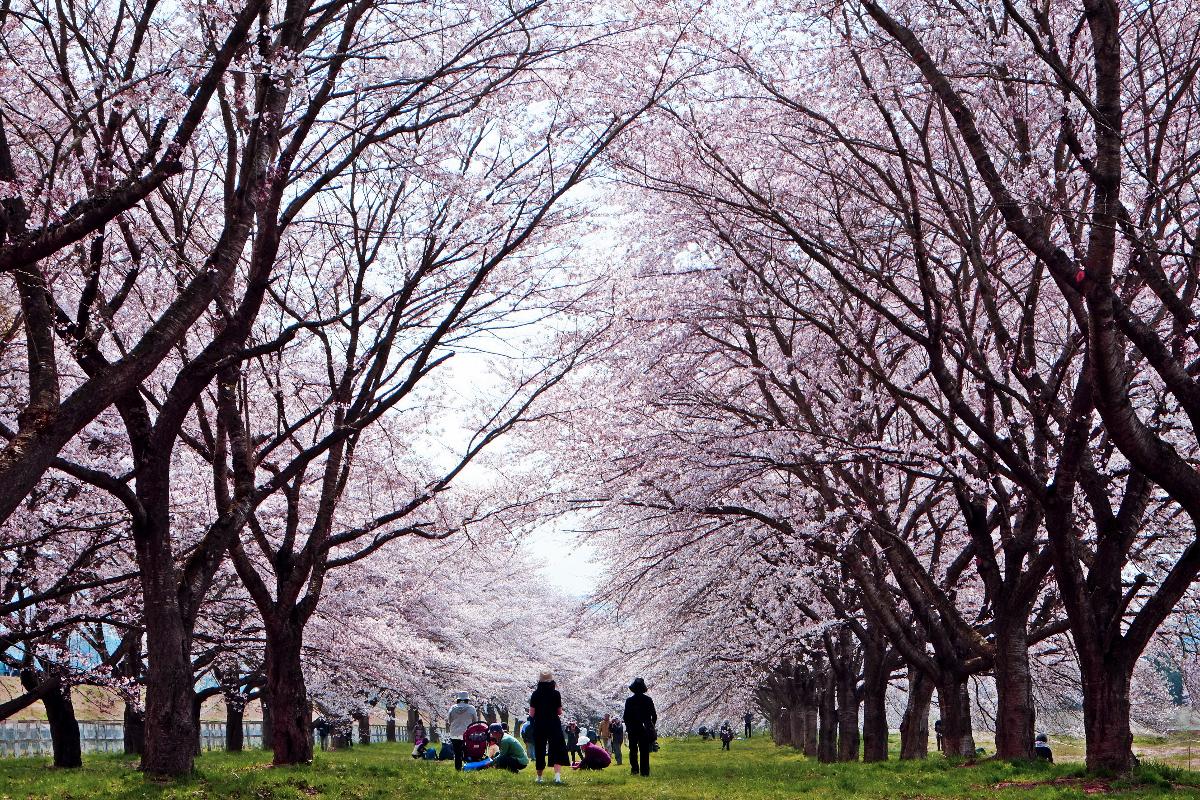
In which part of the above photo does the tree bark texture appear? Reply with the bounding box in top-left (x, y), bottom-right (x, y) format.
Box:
top-left (899, 667), bottom-right (933, 760)
top-left (817, 669), bottom-right (838, 763)
top-left (140, 600), bottom-right (198, 776)
top-left (861, 645), bottom-right (890, 762)
top-left (992, 618), bottom-right (1036, 760)
top-left (1080, 652), bottom-right (1135, 772)
top-left (264, 621), bottom-right (313, 765)
top-left (225, 699), bottom-right (245, 752)
top-left (936, 677), bottom-right (976, 758)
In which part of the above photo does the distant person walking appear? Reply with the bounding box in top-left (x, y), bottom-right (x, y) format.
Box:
top-left (744, 712), bottom-right (753, 738)
top-left (599, 714), bottom-right (612, 752)
top-left (610, 716), bottom-right (624, 765)
top-left (623, 677), bottom-right (658, 777)
top-left (529, 670), bottom-right (570, 784)
top-left (447, 691), bottom-right (479, 771)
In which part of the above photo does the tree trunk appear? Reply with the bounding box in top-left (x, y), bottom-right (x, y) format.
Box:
top-left (386, 705), bottom-right (396, 742)
top-left (120, 633), bottom-right (144, 756)
top-left (140, 601), bottom-right (197, 776)
top-left (1080, 651), bottom-right (1135, 772)
top-left (226, 699), bottom-right (245, 752)
top-left (124, 702), bottom-right (146, 756)
top-left (772, 707), bottom-right (789, 746)
top-left (25, 675), bottom-right (81, 769)
top-left (264, 620), bottom-right (313, 765)
top-left (836, 668), bottom-right (860, 761)
top-left (817, 669), bottom-right (838, 763)
top-left (192, 693), bottom-right (204, 756)
top-left (787, 706), bottom-right (803, 749)
top-left (803, 704), bottom-right (818, 757)
top-left (899, 667), bottom-right (933, 759)
top-left (261, 701), bottom-right (273, 750)
top-left (861, 646), bottom-right (889, 762)
top-left (407, 706), bottom-right (419, 741)
top-left (357, 713), bottom-right (370, 745)
top-left (936, 676), bottom-right (976, 758)
top-left (992, 618), bottom-right (1035, 760)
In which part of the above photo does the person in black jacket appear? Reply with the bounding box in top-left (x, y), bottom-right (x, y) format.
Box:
top-left (622, 677), bottom-right (657, 777)
top-left (528, 670), bottom-right (570, 783)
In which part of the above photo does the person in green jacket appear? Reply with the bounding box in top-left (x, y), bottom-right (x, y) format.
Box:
top-left (484, 723), bottom-right (530, 772)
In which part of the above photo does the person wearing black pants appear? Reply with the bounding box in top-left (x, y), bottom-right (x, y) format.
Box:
top-left (623, 677), bottom-right (657, 777)
top-left (529, 670), bottom-right (570, 783)
top-left (744, 712), bottom-right (753, 739)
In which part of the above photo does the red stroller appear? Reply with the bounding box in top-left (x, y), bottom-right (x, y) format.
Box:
top-left (462, 721), bottom-right (491, 763)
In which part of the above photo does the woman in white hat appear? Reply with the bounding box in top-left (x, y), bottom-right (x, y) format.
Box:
top-left (447, 691), bottom-right (479, 770)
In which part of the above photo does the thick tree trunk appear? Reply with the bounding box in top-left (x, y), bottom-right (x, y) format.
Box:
top-left (386, 705), bottom-right (396, 742)
top-left (356, 713), bottom-right (370, 745)
top-left (817, 669), bottom-right (838, 763)
top-left (140, 601), bottom-right (198, 776)
top-left (25, 675), bottom-right (81, 769)
top-left (406, 706), bottom-right (419, 741)
top-left (787, 706), bottom-right (803, 749)
top-left (803, 704), bottom-right (818, 758)
top-left (124, 702), bottom-right (146, 756)
top-left (835, 669), bottom-right (859, 761)
top-left (936, 677), bottom-right (976, 758)
top-left (770, 706), bottom-right (788, 746)
top-left (264, 621), bottom-right (313, 765)
top-left (993, 619), bottom-right (1035, 760)
top-left (861, 646), bottom-right (889, 762)
top-left (226, 699), bottom-right (245, 752)
top-left (899, 667), bottom-right (933, 759)
top-left (1080, 652), bottom-right (1135, 772)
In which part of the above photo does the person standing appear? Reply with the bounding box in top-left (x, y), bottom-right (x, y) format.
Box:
top-left (520, 717), bottom-right (535, 759)
top-left (610, 716), bottom-right (624, 765)
top-left (623, 677), bottom-right (657, 777)
top-left (599, 714), bottom-right (612, 752)
top-left (564, 719), bottom-right (581, 765)
top-left (529, 670), bottom-right (569, 784)
top-left (744, 711), bottom-right (753, 739)
top-left (447, 691), bottom-right (479, 771)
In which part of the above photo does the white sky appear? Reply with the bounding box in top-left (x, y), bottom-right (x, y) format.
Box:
top-left (525, 521), bottom-right (604, 597)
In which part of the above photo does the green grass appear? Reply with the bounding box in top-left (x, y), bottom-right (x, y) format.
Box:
top-left (0, 738), bottom-right (1198, 799)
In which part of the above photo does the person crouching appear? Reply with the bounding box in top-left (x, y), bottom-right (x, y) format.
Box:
top-left (573, 735), bottom-right (612, 771)
top-left (484, 723), bottom-right (530, 773)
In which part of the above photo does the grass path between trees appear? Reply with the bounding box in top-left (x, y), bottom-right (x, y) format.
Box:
top-left (1, 737), bottom-right (1199, 799)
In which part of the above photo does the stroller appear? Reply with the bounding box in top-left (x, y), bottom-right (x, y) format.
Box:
top-left (462, 721), bottom-right (492, 764)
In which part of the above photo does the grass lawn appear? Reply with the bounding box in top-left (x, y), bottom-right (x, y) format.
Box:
top-left (0, 737), bottom-right (1198, 799)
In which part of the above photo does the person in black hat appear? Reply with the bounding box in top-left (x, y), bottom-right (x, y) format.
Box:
top-left (622, 677), bottom-right (657, 777)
